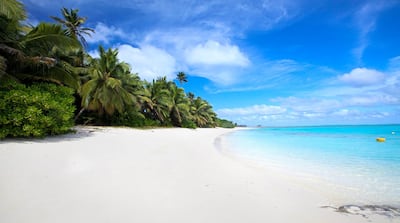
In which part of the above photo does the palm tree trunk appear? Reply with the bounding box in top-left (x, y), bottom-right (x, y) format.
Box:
top-left (74, 107), bottom-right (85, 122)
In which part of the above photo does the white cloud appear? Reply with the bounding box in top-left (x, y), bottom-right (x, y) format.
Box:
top-left (87, 23), bottom-right (126, 44)
top-left (388, 56), bottom-right (400, 71)
top-left (345, 94), bottom-right (399, 106)
top-left (338, 68), bottom-right (385, 86)
top-left (218, 102), bottom-right (396, 126)
top-left (262, 59), bottom-right (301, 73)
top-left (217, 104), bottom-right (286, 116)
top-left (142, 30), bottom-right (250, 85)
top-left (331, 109), bottom-right (361, 117)
top-left (117, 44), bottom-right (177, 81)
top-left (352, 1), bottom-right (396, 63)
top-left (271, 97), bottom-right (342, 113)
top-left (143, 28), bottom-right (229, 51)
top-left (87, 49), bottom-right (99, 59)
top-left (185, 40), bottom-right (249, 67)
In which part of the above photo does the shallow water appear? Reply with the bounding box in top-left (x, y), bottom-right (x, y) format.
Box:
top-left (226, 125), bottom-right (400, 205)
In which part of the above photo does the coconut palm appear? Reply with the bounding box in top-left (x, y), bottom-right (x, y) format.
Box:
top-left (51, 8), bottom-right (94, 48)
top-left (141, 77), bottom-right (172, 124)
top-left (190, 97), bottom-right (216, 127)
top-left (79, 46), bottom-right (135, 118)
top-left (1, 0), bottom-right (25, 79)
top-left (0, 0), bottom-right (26, 20)
top-left (176, 71), bottom-right (188, 85)
top-left (0, 0), bottom-right (26, 44)
top-left (0, 12), bottom-right (82, 89)
top-left (2, 22), bottom-right (82, 89)
top-left (167, 82), bottom-right (190, 126)
top-left (0, 2), bottom-right (89, 88)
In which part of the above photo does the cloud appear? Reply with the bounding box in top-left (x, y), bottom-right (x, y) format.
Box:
top-left (117, 44), bottom-right (177, 81)
top-left (262, 59), bottom-right (301, 73)
top-left (352, 1), bottom-right (397, 63)
top-left (143, 28), bottom-right (230, 50)
top-left (142, 29), bottom-right (250, 85)
top-left (180, 40), bottom-right (251, 85)
top-left (125, 0), bottom-right (299, 31)
top-left (217, 104), bottom-right (286, 116)
top-left (185, 40), bottom-right (250, 67)
top-left (345, 94), bottom-right (398, 106)
top-left (388, 56), bottom-right (400, 71)
top-left (217, 101), bottom-right (396, 126)
top-left (142, 29), bottom-right (252, 85)
top-left (271, 97), bottom-right (342, 113)
top-left (87, 23), bottom-right (127, 44)
top-left (338, 68), bottom-right (385, 86)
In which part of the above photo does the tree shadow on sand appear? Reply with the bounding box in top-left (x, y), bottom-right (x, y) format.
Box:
top-left (0, 126), bottom-right (108, 144)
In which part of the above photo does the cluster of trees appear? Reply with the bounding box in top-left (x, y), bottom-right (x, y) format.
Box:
top-left (0, 0), bottom-right (235, 138)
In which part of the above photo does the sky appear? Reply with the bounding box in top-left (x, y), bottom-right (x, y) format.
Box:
top-left (21, 0), bottom-right (400, 126)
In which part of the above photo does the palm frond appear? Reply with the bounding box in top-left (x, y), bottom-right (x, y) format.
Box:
top-left (0, 0), bottom-right (26, 21)
top-left (22, 23), bottom-right (81, 55)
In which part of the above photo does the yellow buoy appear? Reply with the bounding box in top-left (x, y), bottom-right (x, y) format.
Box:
top-left (376, 137), bottom-right (386, 142)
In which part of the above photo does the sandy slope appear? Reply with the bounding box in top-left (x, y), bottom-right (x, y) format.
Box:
top-left (0, 127), bottom-right (397, 223)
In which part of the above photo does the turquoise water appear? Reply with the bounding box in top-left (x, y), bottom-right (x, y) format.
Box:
top-left (226, 125), bottom-right (400, 205)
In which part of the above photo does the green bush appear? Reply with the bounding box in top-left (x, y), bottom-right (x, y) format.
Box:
top-left (111, 109), bottom-right (147, 127)
top-left (216, 118), bottom-right (236, 128)
top-left (0, 81), bottom-right (75, 138)
top-left (182, 119), bottom-right (197, 129)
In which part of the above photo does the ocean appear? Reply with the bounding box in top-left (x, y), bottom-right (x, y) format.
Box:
top-left (225, 124), bottom-right (400, 205)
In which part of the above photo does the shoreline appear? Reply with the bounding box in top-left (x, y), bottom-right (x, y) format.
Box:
top-left (0, 126), bottom-right (398, 223)
top-left (218, 128), bottom-right (400, 217)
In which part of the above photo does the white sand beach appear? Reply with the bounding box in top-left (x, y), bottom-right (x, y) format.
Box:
top-left (0, 127), bottom-right (398, 223)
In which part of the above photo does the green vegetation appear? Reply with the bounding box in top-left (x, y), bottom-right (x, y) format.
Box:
top-left (215, 118), bottom-right (236, 128)
top-left (0, 0), bottom-right (236, 138)
top-left (0, 81), bottom-right (75, 138)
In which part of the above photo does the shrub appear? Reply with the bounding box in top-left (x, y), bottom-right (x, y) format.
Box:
top-left (181, 119), bottom-right (197, 129)
top-left (0, 81), bottom-right (75, 138)
top-left (110, 108), bottom-right (147, 127)
top-left (215, 118), bottom-right (236, 128)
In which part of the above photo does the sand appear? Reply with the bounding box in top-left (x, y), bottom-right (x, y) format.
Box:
top-left (0, 126), bottom-right (398, 223)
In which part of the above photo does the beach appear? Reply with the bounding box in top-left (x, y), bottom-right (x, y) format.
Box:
top-left (0, 127), bottom-right (398, 223)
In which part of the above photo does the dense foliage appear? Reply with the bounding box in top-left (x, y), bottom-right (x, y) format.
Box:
top-left (0, 0), bottom-right (236, 138)
top-left (215, 118), bottom-right (236, 128)
top-left (0, 81), bottom-right (75, 138)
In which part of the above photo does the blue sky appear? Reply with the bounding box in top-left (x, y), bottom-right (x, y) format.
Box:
top-left (22, 0), bottom-right (400, 126)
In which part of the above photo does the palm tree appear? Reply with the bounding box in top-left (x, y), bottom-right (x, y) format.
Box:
top-left (190, 97), bottom-right (216, 127)
top-left (187, 92), bottom-right (195, 102)
top-left (0, 0), bottom-right (26, 20)
top-left (0, 0), bottom-right (26, 44)
top-left (79, 46), bottom-right (135, 119)
top-left (1, 22), bottom-right (82, 89)
top-left (141, 77), bottom-right (171, 124)
top-left (1, 0), bottom-right (25, 79)
top-left (176, 71), bottom-right (188, 85)
top-left (51, 8), bottom-right (94, 48)
top-left (167, 82), bottom-right (190, 126)
top-left (0, 0), bottom-right (83, 89)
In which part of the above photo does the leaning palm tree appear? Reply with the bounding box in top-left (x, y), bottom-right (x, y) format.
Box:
top-left (1, 18), bottom-right (82, 89)
top-left (79, 46), bottom-right (134, 119)
top-left (190, 97), bottom-right (217, 127)
top-left (51, 7), bottom-right (94, 48)
top-left (3, 22), bottom-right (82, 89)
top-left (140, 77), bottom-right (171, 124)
